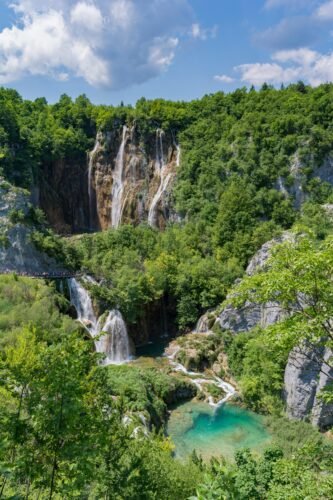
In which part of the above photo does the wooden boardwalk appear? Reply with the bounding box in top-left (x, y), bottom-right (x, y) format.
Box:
top-left (0, 270), bottom-right (80, 279)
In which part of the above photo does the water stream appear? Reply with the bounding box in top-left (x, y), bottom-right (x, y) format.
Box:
top-left (68, 277), bottom-right (131, 364)
top-left (148, 129), bottom-right (172, 227)
top-left (88, 137), bottom-right (100, 229)
top-left (111, 125), bottom-right (128, 228)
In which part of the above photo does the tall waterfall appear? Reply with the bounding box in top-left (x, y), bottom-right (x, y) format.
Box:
top-left (111, 125), bottom-right (128, 228)
top-left (148, 130), bottom-right (172, 227)
top-left (88, 138), bottom-right (100, 229)
top-left (101, 310), bottom-right (131, 364)
top-left (68, 278), bottom-right (131, 364)
top-left (176, 144), bottom-right (181, 167)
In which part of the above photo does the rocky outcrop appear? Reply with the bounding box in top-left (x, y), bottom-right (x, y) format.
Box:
top-left (218, 232), bottom-right (333, 429)
top-left (219, 233), bottom-right (292, 333)
top-left (277, 154), bottom-right (333, 209)
top-left (284, 345), bottom-right (333, 430)
top-left (0, 179), bottom-right (66, 273)
top-left (39, 125), bottom-right (180, 233)
top-left (89, 126), bottom-right (179, 231)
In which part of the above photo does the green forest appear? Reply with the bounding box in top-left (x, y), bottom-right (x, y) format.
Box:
top-left (0, 84), bottom-right (333, 498)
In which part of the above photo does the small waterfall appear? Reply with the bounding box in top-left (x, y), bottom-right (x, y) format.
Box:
top-left (111, 125), bottom-right (128, 228)
top-left (68, 278), bottom-right (99, 336)
top-left (148, 129), bottom-right (172, 227)
top-left (101, 310), bottom-right (131, 364)
top-left (68, 278), bottom-right (131, 364)
top-left (88, 137), bottom-right (100, 230)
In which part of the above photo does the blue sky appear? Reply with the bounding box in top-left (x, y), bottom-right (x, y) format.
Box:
top-left (0, 0), bottom-right (332, 104)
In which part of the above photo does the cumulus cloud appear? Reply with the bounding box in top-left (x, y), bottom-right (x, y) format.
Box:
top-left (235, 48), bottom-right (333, 87)
top-left (190, 23), bottom-right (218, 41)
top-left (316, 0), bottom-right (333, 19)
top-left (70, 2), bottom-right (104, 32)
top-left (0, 0), bottom-right (194, 88)
top-left (214, 74), bottom-right (235, 83)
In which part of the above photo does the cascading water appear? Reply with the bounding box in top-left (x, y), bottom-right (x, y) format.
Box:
top-left (111, 125), bottom-right (128, 228)
top-left (68, 278), bottom-right (131, 364)
top-left (176, 144), bottom-right (181, 167)
top-left (148, 129), bottom-right (172, 227)
top-left (101, 310), bottom-right (131, 364)
top-left (88, 138), bottom-right (100, 229)
top-left (68, 278), bottom-right (99, 336)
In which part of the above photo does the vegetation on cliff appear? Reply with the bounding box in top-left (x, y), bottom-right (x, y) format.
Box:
top-left (1, 84), bottom-right (333, 497)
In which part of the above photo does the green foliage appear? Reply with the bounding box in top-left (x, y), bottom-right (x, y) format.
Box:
top-left (0, 319), bottom-right (202, 498)
top-left (0, 275), bottom-right (76, 348)
top-left (73, 224), bottom-right (242, 330)
top-left (106, 364), bottom-right (196, 429)
top-left (192, 443), bottom-right (333, 500)
top-left (226, 330), bottom-right (288, 414)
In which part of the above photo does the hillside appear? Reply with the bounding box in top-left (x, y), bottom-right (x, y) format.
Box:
top-left (0, 85), bottom-right (333, 498)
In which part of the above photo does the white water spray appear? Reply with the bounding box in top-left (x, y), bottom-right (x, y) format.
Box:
top-left (111, 125), bottom-right (128, 228)
top-left (68, 278), bottom-right (131, 364)
top-left (167, 347), bottom-right (236, 409)
top-left (101, 310), bottom-right (131, 364)
top-left (88, 137), bottom-right (100, 229)
top-left (176, 144), bottom-right (181, 167)
top-left (68, 278), bottom-right (99, 335)
top-left (148, 129), bottom-right (172, 227)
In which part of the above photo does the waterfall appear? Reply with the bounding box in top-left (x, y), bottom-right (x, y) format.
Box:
top-left (148, 129), bottom-right (172, 227)
top-left (88, 137), bottom-right (100, 229)
top-left (68, 278), bottom-right (131, 364)
top-left (111, 125), bottom-right (128, 228)
top-left (101, 310), bottom-right (131, 364)
top-left (68, 278), bottom-right (99, 336)
top-left (176, 144), bottom-right (181, 167)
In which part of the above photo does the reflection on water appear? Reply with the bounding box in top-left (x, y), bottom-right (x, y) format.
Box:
top-left (167, 401), bottom-right (271, 461)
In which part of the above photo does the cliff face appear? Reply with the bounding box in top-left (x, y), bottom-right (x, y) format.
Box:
top-left (284, 345), bottom-right (333, 429)
top-left (39, 125), bottom-right (180, 233)
top-left (0, 179), bottom-right (66, 273)
top-left (218, 233), bottom-right (333, 430)
top-left (38, 158), bottom-right (90, 234)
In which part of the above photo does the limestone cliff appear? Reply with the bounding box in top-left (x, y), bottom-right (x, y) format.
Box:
top-left (218, 233), bottom-right (333, 430)
top-left (0, 179), bottom-right (66, 273)
top-left (284, 345), bottom-right (333, 429)
top-left (38, 125), bottom-right (180, 233)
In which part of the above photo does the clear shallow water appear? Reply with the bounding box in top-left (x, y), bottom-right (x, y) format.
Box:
top-left (135, 338), bottom-right (169, 358)
top-left (167, 401), bottom-right (271, 461)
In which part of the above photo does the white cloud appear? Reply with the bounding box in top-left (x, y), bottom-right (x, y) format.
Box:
top-left (214, 74), bottom-right (235, 83)
top-left (70, 2), bottom-right (103, 32)
top-left (274, 47), bottom-right (318, 65)
top-left (235, 47), bottom-right (333, 87)
top-left (190, 23), bottom-right (217, 41)
top-left (316, 0), bottom-right (333, 19)
top-left (265, 0), bottom-right (316, 8)
top-left (0, 0), bottom-right (193, 89)
top-left (236, 62), bottom-right (301, 86)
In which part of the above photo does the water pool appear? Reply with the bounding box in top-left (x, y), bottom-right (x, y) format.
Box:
top-left (167, 401), bottom-right (271, 461)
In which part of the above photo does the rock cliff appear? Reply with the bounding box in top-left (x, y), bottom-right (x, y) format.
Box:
top-left (0, 179), bottom-right (66, 273)
top-left (284, 345), bottom-right (333, 429)
top-left (39, 125), bottom-right (180, 233)
top-left (218, 232), bottom-right (333, 430)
